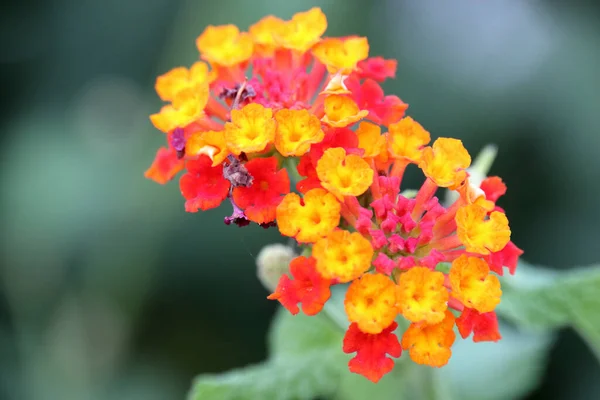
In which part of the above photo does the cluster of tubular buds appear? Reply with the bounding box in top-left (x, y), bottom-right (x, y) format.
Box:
top-left (270, 117), bottom-right (524, 382)
top-left (143, 7), bottom-right (524, 383)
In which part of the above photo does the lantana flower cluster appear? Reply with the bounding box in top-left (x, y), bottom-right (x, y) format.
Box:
top-left (145, 8), bottom-right (523, 383)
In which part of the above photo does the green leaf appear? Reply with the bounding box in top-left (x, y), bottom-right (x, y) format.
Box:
top-left (268, 305), bottom-right (342, 356)
top-left (322, 284), bottom-right (350, 330)
top-left (188, 308), bottom-right (346, 400)
top-left (497, 260), bottom-right (600, 359)
top-left (187, 351), bottom-right (342, 400)
top-left (333, 362), bottom-right (408, 400)
top-left (435, 323), bottom-right (555, 400)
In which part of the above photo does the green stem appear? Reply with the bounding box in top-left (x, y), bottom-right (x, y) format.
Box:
top-left (284, 157), bottom-right (302, 187)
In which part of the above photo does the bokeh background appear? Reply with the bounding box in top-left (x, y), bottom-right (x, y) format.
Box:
top-left (1, 0), bottom-right (600, 399)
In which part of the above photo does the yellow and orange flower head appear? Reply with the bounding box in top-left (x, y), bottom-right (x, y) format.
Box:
top-left (402, 310), bottom-right (456, 367)
top-left (312, 37), bottom-right (370, 74)
top-left (196, 24), bottom-right (254, 67)
top-left (419, 137), bottom-right (471, 189)
top-left (225, 103), bottom-right (276, 155)
top-left (312, 230), bottom-right (373, 283)
top-left (274, 109), bottom-right (324, 156)
top-left (344, 273), bottom-right (399, 334)
top-left (322, 95), bottom-right (369, 127)
top-left (276, 7), bottom-right (327, 53)
top-left (396, 267), bottom-right (448, 324)
top-left (276, 188), bottom-right (340, 243)
top-left (456, 204), bottom-right (511, 254)
top-left (249, 15), bottom-right (287, 57)
top-left (387, 116), bottom-right (431, 163)
top-left (450, 255), bottom-right (501, 313)
top-left (145, 7), bottom-right (524, 383)
top-left (150, 85), bottom-right (209, 133)
top-left (155, 62), bottom-right (215, 102)
top-left (356, 121), bottom-right (385, 158)
top-left (316, 147), bottom-right (373, 200)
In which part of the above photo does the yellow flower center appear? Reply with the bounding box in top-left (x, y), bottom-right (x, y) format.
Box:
top-left (450, 255), bottom-right (501, 313)
top-left (312, 230), bottom-right (373, 283)
top-left (344, 273), bottom-right (399, 334)
top-left (397, 266), bottom-right (449, 324)
top-left (316, 147), bottom-right (373, 200)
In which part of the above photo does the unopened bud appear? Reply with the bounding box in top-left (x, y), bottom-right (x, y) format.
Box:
top-left (320, 72), bottom-right (350, 95)
top-left (196, 145), bottom-right (218, 161)
top-left (256, 244), bottom-right (297, 292)
top-left (399, 189), bottom-right (418, 199)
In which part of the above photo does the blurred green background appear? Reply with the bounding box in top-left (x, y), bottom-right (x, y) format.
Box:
top-left (1, 0), bottom-right (600, 399)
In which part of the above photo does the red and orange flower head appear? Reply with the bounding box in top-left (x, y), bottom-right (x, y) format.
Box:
top-left (144, 7), bottom-right (523, 383)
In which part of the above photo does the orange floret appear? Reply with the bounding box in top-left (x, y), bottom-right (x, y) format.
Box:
top-left (149, 106), bottom-right (185, 133)
top-left (312, 37), bottom-right (370, 74)
top-left (357, 57), bottom-right (397, 82)
top-left (401, 310), bottom-right (456, 367)
top-left (312, 230), bottom-right (373, 283)
top-left (150, 87), bottom-right (209, 133)
top-left (225, 103), bottom-right (276, 155)
top-left (419, 137), bottom-right (471, 189)
top-left (276, 7), bottom-right (327, 53)
top-left (343, 321), bottom-right (402, 383)
top-left (356, 121), bottom-right (386, 158)
top-left (276, 188), bottom-right (340, 243)
top-left (456, 204), bottom-right (511, 255)
top-left (344, 273), bottom-right (399, 334)
top-left (396, 266), bottom-right (448, 324)
top-left (449, 255), bottom-right (501, 313)
top-left (155, 62), bottom-right (214, 102)
top-left (249, 15), bottom-right (286, 56)
top-left (274, 109), bottom-right (324, 156)
top-left (321, 95), bottom-right (369, 128)
top-left (456, 308), bottom-right (502, 343)
top-left (480, 176), bottom-right (507, 203)
top-left (144, 147), bottom-right (185, 184)
top-left (232, 157), bottom-right (290, 224)
top-left (387, 117), bottom-right (431, 163)
top-left (196, 24), bottom-right (253, 67)
top-left (316, 147), bottom-right (374, 200)
top-left (179, 155), bottom-right (230, 212)
top-left (185, 130), bottom-right (229, 166)
top-left (268, 256), bottom-right (331, 316)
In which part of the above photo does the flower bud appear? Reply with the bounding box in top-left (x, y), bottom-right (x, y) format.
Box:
top-left (256, 244), bottom-right (297, 291)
